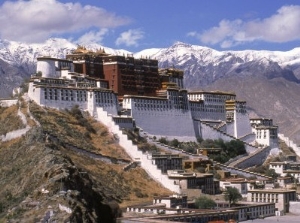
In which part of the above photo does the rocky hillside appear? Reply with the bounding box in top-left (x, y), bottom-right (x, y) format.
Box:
top-left (0, 99), bottom-right (171, 222)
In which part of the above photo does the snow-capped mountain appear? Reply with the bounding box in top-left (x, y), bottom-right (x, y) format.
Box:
top-left (135, 42), bottom-right (300, 88)
top-left (2, 38), bottom-right (300, 144)
top-left (0, 38), bottom-right (131, 74)
top-left (2, 38), bottom-right (300, 88)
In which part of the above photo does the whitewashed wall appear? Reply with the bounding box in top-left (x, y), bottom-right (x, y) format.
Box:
top-left (37, 60), bottom-right (57, 78)
top-left (235, 112), bottom-right (253, 138)
top-left (28, 84), bottom-right (118, 115)
top-left (131, 108), bottom-right (196, 142)
top-left (0, 99), bottom-right (18, 107)
top-left (239, 133), bottom-right (256, 144)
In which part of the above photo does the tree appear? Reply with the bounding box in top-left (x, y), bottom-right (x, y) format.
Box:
top-left (224, 187), bottom-right (242, 207)
top-left (158, 137), bottom-right (168, 144)
top-left (265, 169), bottom-right (279, 179)
top-left (225, 140), bottom-right (246, 157)
top-left (195, 195), bottom-right (216, 209)
top-left (170, 138), bottom-right (179, 147)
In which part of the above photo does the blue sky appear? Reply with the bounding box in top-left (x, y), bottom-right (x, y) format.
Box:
top-left (1, 0), bottom-right (300, 52)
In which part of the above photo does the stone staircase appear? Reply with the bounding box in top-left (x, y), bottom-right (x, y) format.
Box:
top-left (215, 121), bottom-right (227, 130)
top-left (94, 107), bottom-right (182, 193)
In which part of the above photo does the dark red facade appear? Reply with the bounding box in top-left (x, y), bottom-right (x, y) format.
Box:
top-left (67, 52), bottom-right (161, 100)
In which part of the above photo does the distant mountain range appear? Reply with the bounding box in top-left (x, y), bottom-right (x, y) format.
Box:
top-left (1, 38), bottom-right (300, 145)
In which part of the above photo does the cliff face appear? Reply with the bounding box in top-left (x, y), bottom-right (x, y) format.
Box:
top-left (0, 99), bottom-right (171, 222)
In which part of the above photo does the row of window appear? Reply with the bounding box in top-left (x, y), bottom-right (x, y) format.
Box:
top-left (43, 88), bottom-right (115, 104)
top-left (240, 206), bottom-right (274, 218)
top-left (57, 61), bottom-right (72, 70)
top-left (95, 92), bottom-right (115, 104)
top-left (191, 107), bottom-right (226, 113)
top-left (252, 193), bottom-right (279, 198)
top-left (251, 198), bottom-right (278, 203)
top-left (77, 83), bottom-right (96, 88)
top-left (40, 79), bottom-right (67, 85)
top-left (188, 94), bottom-right (235, 101)
top-left (44, 88), bottom-right (87, 101)
top-left (113, 118), bottom-right (133, 123)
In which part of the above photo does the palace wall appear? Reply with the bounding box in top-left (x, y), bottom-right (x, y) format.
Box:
top-left (239, 133), bottom-right (256, 144)
top-left (235, 112), bottom-right (253, 138)
top-left (28, 84), bottom-right (118, 115)
top-left (226, 121), bottom-right (235, 137)
top-left (0, 99), bottom-right (18, 107)
top-left (200, 122), bottom-right (235, 142)
top-left (131, 108), bottom-right (196, 141)
top-left (190, 101), bottom-right (226, 121)
top-left (192, 109), bottom-right (225, 121)
top-left (232, 146), bottom-right (272, 169)
top-left (37, 60), bottom-right (57, 78)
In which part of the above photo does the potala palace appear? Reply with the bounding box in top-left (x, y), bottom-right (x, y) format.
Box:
top-left (28, 47), bottom-right (278, 152)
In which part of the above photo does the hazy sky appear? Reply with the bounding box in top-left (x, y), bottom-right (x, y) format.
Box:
top-left (1, 0), bottom-right (300, 52)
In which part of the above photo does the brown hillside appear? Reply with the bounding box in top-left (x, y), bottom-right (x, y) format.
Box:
top-left (0, 101), bottom-right (171, 222)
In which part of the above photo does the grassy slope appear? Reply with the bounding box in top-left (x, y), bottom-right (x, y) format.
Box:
top-left (0, 105), bottom-right (25, 135)
top-left (0, 101), bottom-right (171, 222)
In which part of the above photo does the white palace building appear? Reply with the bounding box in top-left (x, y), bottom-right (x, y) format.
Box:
top-left (28, 55), bottom-right (279, 151)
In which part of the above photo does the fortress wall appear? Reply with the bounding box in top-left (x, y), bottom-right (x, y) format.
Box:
top-left (235, 112), bottom-right (252, 138)
top-left (200, 123), bottom-right (234, 141)
top-left (29, 85), bottom-right (88, 111)
top-left (233, 146), bottom-right (272, 169)
top-left (94, 91), bottom-right (119, 116)
top-left (239, 133), bottom-right (256, 144)
top-left (193, 120), bottom-right (201, 139)
top-left (201, 123), bottom-right (257, 154)
top-left (191, 110), bottom-right (226, 121)
top-left (97, 104), bottom-right (118, 116)
top-left (28, 85), bottom-right (118, 115)
top-left (1, 126), bottom-right (31, 142)
top-left (202, 120), bottom-right (222, 126)
top-left (226, 122), bottom-right (235, 137)
top-left (256, 137), bottom-right (270, 147)
top-left (95, 107), bottom-right (181, 193)
top-left (218, 124), bottom-right (227, 132)
top-left (43, 99), bottom-right (86, 111)
top-left (37, 60), bottom-right (58, 78)
top-left (244, 144), bottom-right (257, 153)
top-left (28, 83), bottom-right (42, 105)
top-left (189, 100), bottom-right (226, 122)
top-left (0, 99), bottom-right (18, 107)
top-left (131, 108), bottom-right (196, 142)
top-left (113, 118), bottom-right (135, 130)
